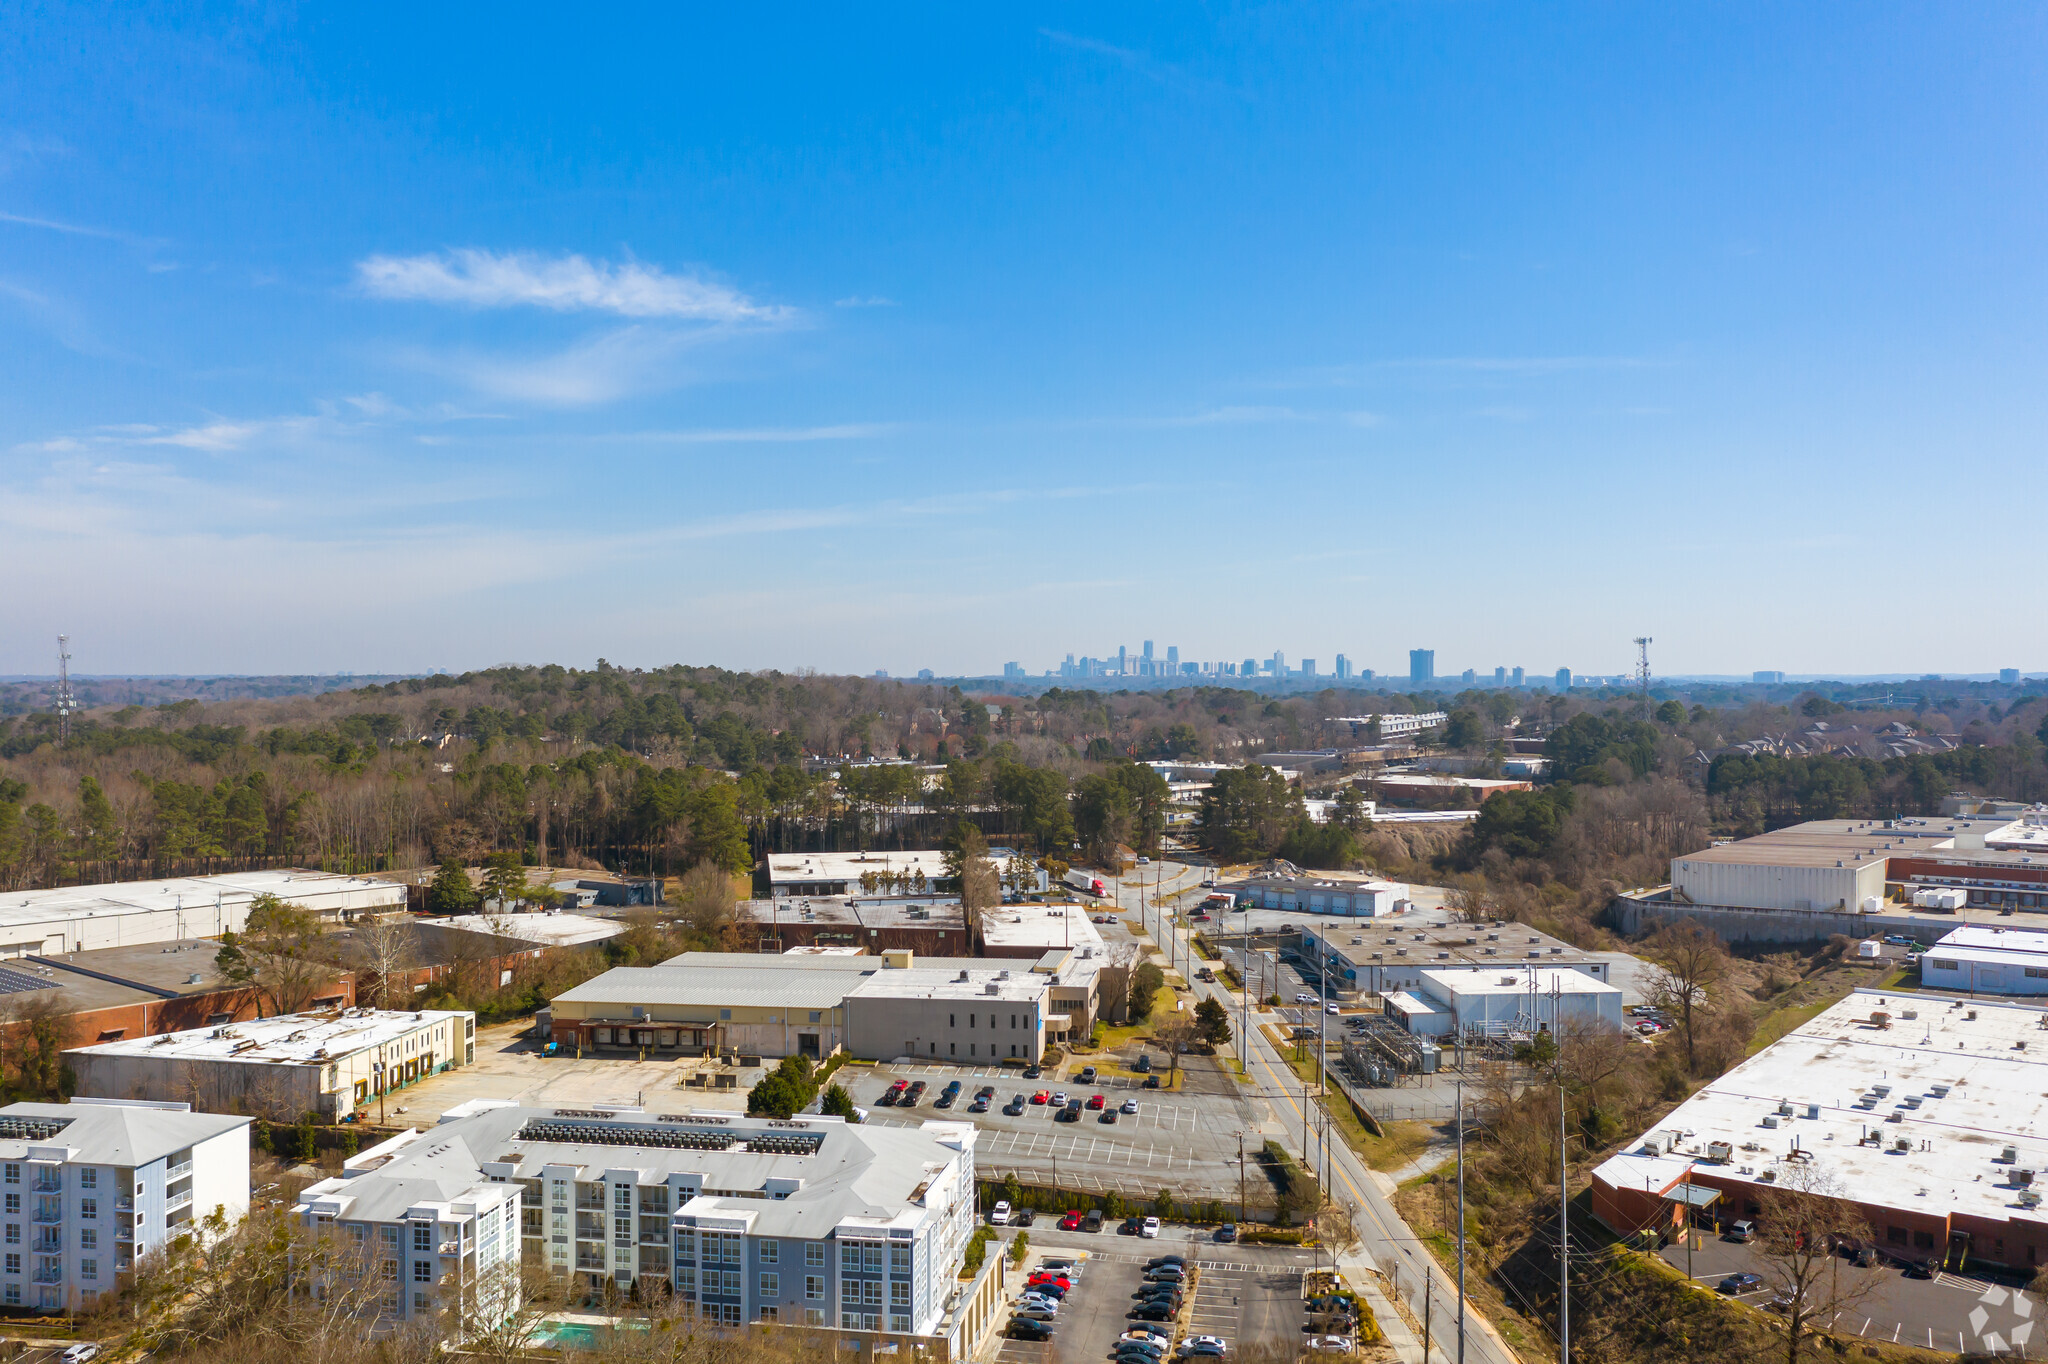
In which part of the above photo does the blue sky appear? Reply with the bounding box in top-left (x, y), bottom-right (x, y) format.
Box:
top-left (3, 5), bottom-right (2044, 679)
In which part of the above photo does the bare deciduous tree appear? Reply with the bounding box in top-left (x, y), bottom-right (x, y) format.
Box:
top-left (352, 915), bottom-right (417, 1010)
top-left (1646, 917), bottom-right (1729, 1073)
top-left (1752, 1163), bottom-right (1882, 1364)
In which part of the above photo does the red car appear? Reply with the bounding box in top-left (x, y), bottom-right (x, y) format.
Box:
top-left (1028, 1274), bottom-right (1071, 1291)
top-left (1059, 1210), bottom-right (1084, 1231)
top-left (1086, 1093), bottom-right (1107, 1110)
top-left (1030, 1090), bottom-right (1052, 1104)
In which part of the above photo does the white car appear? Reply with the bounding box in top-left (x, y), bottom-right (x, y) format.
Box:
top-left (1305, 1336), bottom-right (1353, 1354)
top-left (1141, 1216), bottom-right (1161, 1238)
top-left (990, 1200), bottom-right (1011, 1226)
top-left (1326, 1003), bottom-right (1341, 1015)
top-left (1294, 992), bottom-right (1316, 1004)
top-left (61, 1349), bottom-right (101, 1364)
top-left (1177, 1338), bottom-right (1229, 1357)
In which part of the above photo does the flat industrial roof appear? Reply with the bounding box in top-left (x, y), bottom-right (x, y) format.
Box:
top-left (1932, 925), bottom-right (2048, 959)
top-left (1593, 988), bottom-right (2048, 1222)
top-left (0, 870), bottom-right (402, 928)
top-left (1418, 966), bottom-right (1620, 997)
top-left (765, 851), bottom-right (953, 885)
top-left (978, 904), bottom-right (1104, 953)
top-left (552, 966), bottom-right (857, 1013)
top-left (65, 1007), bottom-right (469, 1064)
top-left (848, 965), bottom-right (1051, 1004)
top-left (1675, 816), bottom-right (2029, 872)
top-left (420, 912), bottom-right (622, 948)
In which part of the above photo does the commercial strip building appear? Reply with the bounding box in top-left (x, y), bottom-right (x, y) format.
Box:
top-left (737, 897), bottom-right (974, 956)
top-left (421, 911), bottom-right (625, 949)
top-left (0, 1099), bottom-right (251, 1312)
top-left (1918, 924), bottom-right (2048, 995)
top-left (1327, 712), bottom-right (1449, 739)
top-left (1383, 967), bottom-right (1625, 1039)
top-left (65, 1007), bottom-right (477, 1121)
top-left (1232, 874), bottom-right (1409, 918)
top-left (1591, 988), bottom-right (2048, 1272)
top-left (543, 948), bottom-right (1102, 1062)
top-left (1370, 773), bottom-right (1534, 803)
top-left (0, 939), bottom-right (351, 1047)
top-left (293, 1104), bottom-right (998, 1353)
top-left (764, 850), bottom-right (1047, 900)
top-left (1295, 919), bottom-right (1616, 999)
top-left (0, 870), bottom-right (403, 957)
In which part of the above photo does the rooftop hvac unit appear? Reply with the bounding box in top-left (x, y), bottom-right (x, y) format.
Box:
top-left (1762, 1115), bottom-right (1780, 1128)
top-left (1777, 1101), bottom-right (1794, 1116)
top-left (2020, 1190), bottom-right (2042, 1208)
top-left (1932, 1084), bottom-right (1952, 1098)
top-left (1807, 1103), bottom-right (1820, 1120)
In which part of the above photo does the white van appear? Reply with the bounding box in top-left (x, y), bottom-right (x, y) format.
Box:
top-left (990, 1200), bottom-right (1011, 1226)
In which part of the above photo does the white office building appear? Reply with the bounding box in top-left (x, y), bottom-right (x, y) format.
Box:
top-left (0, 871), bottom-right (402, 957)
top-left (0, 1099), bottom-right (252, 1312)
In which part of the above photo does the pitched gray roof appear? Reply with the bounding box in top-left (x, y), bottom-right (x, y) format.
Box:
top-left (0, 1100), bottom-right (250, 1167)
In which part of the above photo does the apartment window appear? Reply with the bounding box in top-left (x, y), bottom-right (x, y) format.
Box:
top-left (759, 1240), bottom-right (778, 1264)
top-left (80, 1199), bottom-right (96, 1220)
top-left (805, 1242), bottom-right (825, 1268)
top-left (2, 1165), bottom-right (15, 1185)
top-left (614, 1217), bottom-right (633, 1244)
top-left (380, 1260), bottom-right (397, 1280)
top-left (3, 1196), bottom-right (16, 1215)
top-left (759, 1273), bottom-right (779, 1297)
top-left (890, 1245), bottom-right (911, 1273)
top-left (412, 1291), bottom-right (430, 1314)
top-left (4, 1225), bottom-right (15, 1245)
top-left (890, 1314), bottom-right (910, 1333)
top-left (841, 1244), bottom-right (861, 1273)
top-left (79, 1230), bottom-right (96, 1250)
top-left (759, 1306), bottom-right (779, 1322)
top-left (550, 1179), bottom-right (568, 1209)
top-left (380, 1226), bottom-right (398, 1248)
top-left (804, 1308), bottom-right (824, 1326)
top-left (80, 1259), bottom-right (96, 1281)
top-left (412, 1224), bottom-right (431, 1252)
top-left (2, 1254), bottom-right (15, 1274)
top-left (720, 1271), bottom-right (741, 1295)
top-left (862, 1280), bottom-right (884, 1306)
top-left (78, 1169), bottom-right (96, 1190)
top-left (841, 1313), bottom-right (861, 1330)
top-left (613, 1184), bottom-right (632, 1211)
top-left (805, 1275), bottom-right (825, 1301)
top-left (889, 1280), bottom-right (910, 1308)
top-left (675, 1228), bottom-right (695, 1259)
top-left (413, 1261), bottom-right (432, 1282)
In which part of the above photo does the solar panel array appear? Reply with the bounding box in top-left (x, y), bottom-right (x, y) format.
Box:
top-left (515, 1119), bottom-right (824, 1157)
top-left (0, 965), bottom-right (59, 997)
top-left (0, 1116), bottom-right (73, 1142)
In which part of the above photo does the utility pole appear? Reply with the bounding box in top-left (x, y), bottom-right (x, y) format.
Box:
top-left (1457, 1076), bottom-right (1467, 1364)
top-left (1556, 978), bottom-right (1570, 1364)
top-left (1237, 1133), bottom-right (1246, 1225)
top-left (1423, 1268), bottom-right (1433, 1360)
top-left (54, 635), bottom-right (75, 744)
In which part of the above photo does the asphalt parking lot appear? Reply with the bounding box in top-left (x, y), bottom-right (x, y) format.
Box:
top-left (1660, 1232), bottom-right (2044, 1354)
top-left (992, 1225), bottom-right (1314, 1364)
top-left (845, 1061), bottom-right (1259, 1203)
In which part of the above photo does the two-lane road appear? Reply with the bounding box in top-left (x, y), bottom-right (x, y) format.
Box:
top-left (1111, 860), bottom-right (1522, 1364)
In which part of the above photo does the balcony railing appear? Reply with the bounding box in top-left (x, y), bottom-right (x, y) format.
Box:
top-left (114, 1228), bottom-right (133, 1244)
top-left (165, 1189), bottom-right (193, 1212)
top-left (32, 1207), bottom-right (63, 1225)
top-left (31, 1238), bottom-right (59, 1254)
top-left (114, 1197), bottom-right (133, 1211)
top-left (31, 1267), bottom-right (62, 1284)
top-left (167, 1161), bottom-right (194, 1181)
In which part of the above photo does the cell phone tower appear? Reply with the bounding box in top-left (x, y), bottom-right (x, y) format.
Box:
top-left (1633, 636), bottom-right (1653, 718)
top-left (55, 634), bottom-right (77, 744)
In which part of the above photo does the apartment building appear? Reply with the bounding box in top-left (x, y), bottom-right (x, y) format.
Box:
top-left (0, 1098), bottom-right (251, 1312)
top-left (299, 1104), bottom-right (978, 1340)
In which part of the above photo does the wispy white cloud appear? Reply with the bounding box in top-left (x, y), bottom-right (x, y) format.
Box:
top-left (356, 248), bottom-right (790, 322)
top-left (606, 423), bottom-right (899, 445)
top-left (834, 295), bottom-right (896, 308)
top-left (0, 208), bottom-right (124, 239)
top-left (411, 326), bottom-right (711, 406)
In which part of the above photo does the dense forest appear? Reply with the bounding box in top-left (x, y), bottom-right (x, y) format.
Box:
top-left (0, 662), bottom-right (2042, 906)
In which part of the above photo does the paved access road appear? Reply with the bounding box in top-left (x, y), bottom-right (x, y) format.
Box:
top-left (1116, 860), bottom-right (1520, 1364)
top-left (1661, 1233), bottom-right (2044, 1356)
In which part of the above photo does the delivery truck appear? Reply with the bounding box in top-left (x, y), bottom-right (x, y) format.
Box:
top-left (1063, 868), bottom-right (1108, 897)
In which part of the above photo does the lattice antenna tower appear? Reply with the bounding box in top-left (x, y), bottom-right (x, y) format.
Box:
top-left (1633, 636), bottom-right (1653, 718)
top-left (55, 634), bottom-right (76, 744)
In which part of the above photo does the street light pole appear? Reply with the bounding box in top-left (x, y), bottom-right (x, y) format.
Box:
top-left (1457, 1077), bottom-right (1467, 1364)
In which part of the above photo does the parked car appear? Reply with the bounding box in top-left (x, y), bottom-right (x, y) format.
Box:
top-left (1146, 1264), bottom-right (1185, 1281)
top-left (1292, 1026), bottom-right (1318, 1039)
top-left (61, 1349), bottom-right (102, 1364)
top-left (1060, 1210), bottom-right (1085, 1231)
top-left (1056, 1105), bottom-right (1080, 1123)
top-left (1123, 1324), bottom-right (1171, 1343)
top-left (1004, 1096), bottom-right (1026, 1115)
top-left (1179, 1336), bottom-right (1230, 1356)
top-left (1007, 1318), bottom-right (1053, 1341)
top-left (1144, 1075), bottom-right (1162, 1088)
top-left (1023, 1064), bottom-right (1043, 1078)
top-left (1079, 1066), bottom-right (1098, 1082)
top-left (977, 1084), bottom-right (996, 1099)
top-left (1216, 1223), bottom-right (1238, 1242)
top-left (1130, 1302), bottom-right (1173, 1322)
top-left (934, 1089), bottom-right (956, 1108)
top-left (967, 1095), bottom-right (989, 1113)
top-left (1303, 1336), bottom-right (1351, 1354)
top-left (1087, 1093), bottom-right (1107, 1110)
top-left (1725, 1220), bottom-right (1755, 1243)
top-left (1012, 1207), bottom-right (1036, 1227)
top-left (990, 1200), bottom-right (1011, 1226)
top-left (1051, 1091), bottom-right (1070, 1106)
top-left (1100, 1108), bottom-right (1119, 1124)
top-left (1717, 1273), bottom-right (1764, 1294)
top-left (1326, 1003), bottom-right (1341, 1015)
top-left (1082, 1209), bottom-right (1104, 1233)
top-left (1134, 1054), bottom-right (1153, 1073)
top-left (1146, 1255), bottom-right (1185, 1268)
top-left (1013, 1301), bottom-right (1058, 1320)
top-left (1118, 1342), bottom-right (1167, 1362)
top-left (1141, 1216), bottom-right (1161, 1238)
top-left (1121, 1215), bottom-right (1144, 1235)
top-left (1121, 1098), bottom-right (1140, 1114)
